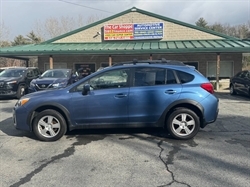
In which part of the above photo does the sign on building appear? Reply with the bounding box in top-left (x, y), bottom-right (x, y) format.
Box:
top-left (104, 23), bottom-right (164, 41)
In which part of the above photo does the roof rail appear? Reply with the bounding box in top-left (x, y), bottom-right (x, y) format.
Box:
top-left (113, 59), bottom-right (185, 66)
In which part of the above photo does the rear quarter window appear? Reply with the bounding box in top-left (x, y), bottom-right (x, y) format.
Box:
top-left (176, 70), bottom-right (194, 83)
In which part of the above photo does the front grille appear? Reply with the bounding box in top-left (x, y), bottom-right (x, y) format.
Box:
top-left (36, 84), bottom-right (51, 90)
top-left (0, 82), bottom-right (4, 88)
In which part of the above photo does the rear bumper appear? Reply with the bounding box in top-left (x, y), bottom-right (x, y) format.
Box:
top-left (200, 95), bottom-right (219, 128)
top-left (201, 107), bottom-right (219, 128)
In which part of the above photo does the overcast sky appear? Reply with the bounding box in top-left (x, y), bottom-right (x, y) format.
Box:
top-left (1, 0), bottom-right (249, 40)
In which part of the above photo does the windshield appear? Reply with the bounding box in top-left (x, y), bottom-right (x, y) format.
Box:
top-left (41, 69), bottom-right (71, 78)
top-left (0, 69), bottom-right (25, 77)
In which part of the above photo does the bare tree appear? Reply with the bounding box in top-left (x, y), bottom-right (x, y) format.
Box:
top-left (32, 15), bottom-right (97, 40)
top-left (0, 22), bottom-right (11, 47)
top-left (195, 17), bottom-right (250, 39)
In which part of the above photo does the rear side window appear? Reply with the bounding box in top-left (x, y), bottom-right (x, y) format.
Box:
top-left (176, 70), bottom-right (194, 83)
top-left (133, 68), bottom-right (178, 86)
top-left (134, 68), bottom-right (166, 86)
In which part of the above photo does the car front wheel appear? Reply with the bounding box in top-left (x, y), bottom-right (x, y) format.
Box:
top-left (230, 84), bottom-right (236, 95)
top-left (166, 108), bottom-right (200, 140)
top-left (33, 109), bottom-right (67, 141)
top-left (16, 85), bottom-right (25, 99)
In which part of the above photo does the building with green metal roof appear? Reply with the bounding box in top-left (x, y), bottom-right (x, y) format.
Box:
top-left (1, 7), bottom-right (250, 88)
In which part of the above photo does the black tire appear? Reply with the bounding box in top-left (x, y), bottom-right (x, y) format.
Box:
top-left (166, 108), bottom-right (200, 140)
top-left (16, 85), bottom-right (25, 99)
top-left (230, 84), bottom-right (236, 95)
top-left (33, 109), bottom-right (67, 141)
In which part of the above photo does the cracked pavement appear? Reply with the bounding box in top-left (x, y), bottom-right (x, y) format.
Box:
top-left (0, 92), bottom-right (249, 187)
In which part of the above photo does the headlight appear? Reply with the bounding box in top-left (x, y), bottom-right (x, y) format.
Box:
top-left (16, 98), bottom-right (30, 107)
top-left (7, 80), bottom-right (17, 84)
top-left (30, 82), bottom-right (35, 87)
top-left (52, 81), bottom-right (67, 88)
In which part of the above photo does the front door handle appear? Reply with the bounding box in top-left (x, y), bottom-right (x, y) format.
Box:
top-left (165, 90), bottom-right (176, 94)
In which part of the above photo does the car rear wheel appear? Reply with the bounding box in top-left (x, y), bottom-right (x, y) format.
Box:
top-left (230, 84), bottom-right (236, 95)
top-left (166, 108), bottom-right (200, 140)
top-left (33, 109), bottom-right (67, 141)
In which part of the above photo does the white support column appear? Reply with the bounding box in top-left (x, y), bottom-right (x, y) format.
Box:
top-left (216, 53), bottom-right (220, 90)
top-left (109, 55), bottom-right (112, 66)
top-left (49, 55), bottom-right (53, 69)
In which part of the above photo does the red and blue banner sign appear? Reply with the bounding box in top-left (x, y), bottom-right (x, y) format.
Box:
top-left (104, 23), bottom-right (164, 41)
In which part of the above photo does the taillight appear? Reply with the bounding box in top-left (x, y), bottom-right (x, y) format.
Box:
top-left (201, 83), bottom-right (214, 94)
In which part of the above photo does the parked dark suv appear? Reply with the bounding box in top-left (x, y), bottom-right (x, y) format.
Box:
top-left (0, 67), bottom-right (40, 99)
top-left (230, 70), bottom-right (250, 97)
top-left (13, 59), bottom-right (219, 141)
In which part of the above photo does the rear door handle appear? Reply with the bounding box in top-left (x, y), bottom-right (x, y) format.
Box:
top-left (165, 90), bottom-right (176, 94)
top-left (114, 93), bottom-right (127, 98)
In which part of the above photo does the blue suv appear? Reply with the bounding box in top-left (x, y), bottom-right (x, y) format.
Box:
top-left (13, 59), bottom-right (219, 141)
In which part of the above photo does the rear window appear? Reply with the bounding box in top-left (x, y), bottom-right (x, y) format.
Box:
top-left (176, 70), bottom-right (194, 83)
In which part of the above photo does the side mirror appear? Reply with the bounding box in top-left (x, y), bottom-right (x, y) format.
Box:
top-left (82, 84), bottom-right (90, 95)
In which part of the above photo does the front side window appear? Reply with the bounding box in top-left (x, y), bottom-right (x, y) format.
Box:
top-left (239, 71), bottom-right (247, 78)
top-left (75, 69), bottom-right (129, 91)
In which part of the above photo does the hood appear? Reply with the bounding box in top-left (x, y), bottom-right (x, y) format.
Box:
top-left (32, 77), bottom-right (69, 84)
top-left (24, 88), bottom-right (65, 98)
top-left (0, 77), bottom-right (21, 82)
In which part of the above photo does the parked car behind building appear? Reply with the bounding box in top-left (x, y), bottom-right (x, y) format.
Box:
top-left (13, 59), bottom-right (219, 141)
top-left (230, 70), bottom-right (250, 97)
top-left (0, 67), bottom-right (40, 99)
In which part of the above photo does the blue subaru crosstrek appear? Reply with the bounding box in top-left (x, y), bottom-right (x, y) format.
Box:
top-left (13, 59), bottom-right (219, 141)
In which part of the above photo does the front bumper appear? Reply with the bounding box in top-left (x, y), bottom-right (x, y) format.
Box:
top-left (13, 105), bottom-right (31, 132)
top-left (0, 89), bottom-right (17, 97)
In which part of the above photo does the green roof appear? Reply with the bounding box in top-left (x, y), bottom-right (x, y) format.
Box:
top-left (1, 39), bottom-right (250, 56)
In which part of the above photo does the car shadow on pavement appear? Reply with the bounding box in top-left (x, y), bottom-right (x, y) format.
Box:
top-left (0, 117), bottom-right (36, 139)
top-left (66, 127), bottom-right (173, 140)
top-left (0, 115), bottom-right (173, 141)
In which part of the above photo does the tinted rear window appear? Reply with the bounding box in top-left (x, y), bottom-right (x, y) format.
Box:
top-left (176, 70), bottom-right (194, 83)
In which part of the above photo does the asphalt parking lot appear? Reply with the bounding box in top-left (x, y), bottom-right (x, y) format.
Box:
top-left (0, 92), bottom-right (249, 187)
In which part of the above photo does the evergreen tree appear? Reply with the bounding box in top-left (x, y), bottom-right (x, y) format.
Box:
top-left (195, 17), bottom-right (209, 29)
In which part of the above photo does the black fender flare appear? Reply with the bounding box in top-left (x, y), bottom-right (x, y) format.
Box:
top-left (27, 102), bottom-right (72, 131)
top-left (158, 99), bottom-right (204, 127)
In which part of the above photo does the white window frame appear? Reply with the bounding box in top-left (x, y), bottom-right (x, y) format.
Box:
top-left (206, 61), bottom-right (234, 79)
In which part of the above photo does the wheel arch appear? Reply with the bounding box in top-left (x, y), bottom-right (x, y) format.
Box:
top-left (161, 99), bottom-right (204, 128)
top-left (28, 103), bottom-right (71, 132)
